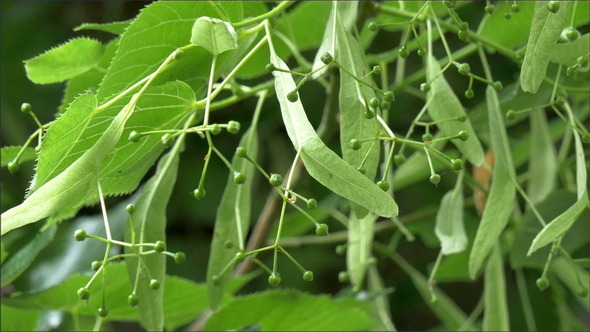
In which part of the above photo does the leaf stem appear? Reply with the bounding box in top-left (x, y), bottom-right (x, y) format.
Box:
top-left (233, 1), bottom-right (295, 29)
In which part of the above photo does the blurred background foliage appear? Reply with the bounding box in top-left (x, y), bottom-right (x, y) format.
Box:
top-left (1, 1), bottom-right (588, 331)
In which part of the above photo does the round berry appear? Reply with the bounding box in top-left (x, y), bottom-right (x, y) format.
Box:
top-left (429, 174), bottom-right (441, 185)
top-left (458, 63), bottom-right (470, 75)
top-left (398, 46), bottom-right (409, 59)
top-left (227, 121), bottom-right (240, 134)
top-left (129, 131), bottom-right (141, 143)
top-left (303, 271), bottom-right (314, 282)
top-left (458, 21), bottom-right (468, 31)
top-left (210, 124), bottom-right (221, 135)
top-left (564, 27), bottom-right (579, 42)
top-left (394, 154), bottom-right (406, 165)
top-left (287, 91), bottom-right (299, 103)
top-left (335, 245), bottom-right (346, 255)
top-left (577, 287), bottom-right (589, 297)
top-left (224, 240), bottom-right (233, 249)
top-left (174, 251), bottom-right (186, 264)
top-left (338, 271), bottom-right (349, 282)
top-left (98, 307), bottom-right (109, 317)
top-left (320, 52), bottom-right (334, 65)
top-left (464, 89), bottom-right (474, 99)
top-left (154, 240), bottom-right (166, 253)
top-left (566, 66), bottom-right (576, 77)
top-left (173, 49), bottom-right (184, 60)
top-left (212, 275), bottom-right (221, 286)
top-left (235, 252), bottom-right (247, 263)
top-left (265, 63), bottom-right (276, 72)
top-left (193, 188), bottom-right (206, 200)
top-left (350, 139), bottom-right (361, 150)
top-left (372, 65), bottom-right (381, 75)
top-left (269, 173), bottom-right (283, 187)
top-left (377, 180), bottom-right (390, 191)
top-left (149, 279), bottom-right (160, 290)
top-left (128, 294), bottom-right (139, 307)
top-left (417, 48), bottom-right (425, 57)
top-left (457, 130), bottom-right (469, 141)
top-left (91, 261), bottom-right (102, 271)
top-left (307, 198), bottom-right (317, 209)
top-left (369, 97), bottom-right (380, 109)
top-left (420, 82), bottom-right (431, 93)
top-left (268, 273), bottom-right (281, 287)
top-left (536, 277), bottom-right (550, 290)
top-left (7, 161), bottom-right (19, 174)
top-left (485, 4), bottom-right (495, 14)
top-left (315, 223), bottom-right (329, 236)
top-left (356, 166), bottom-right (366, 174)
top-left (457, 114), bottom-right (467, 122)
top-left (422, 132), bottom-right (433, 141)
top-left (506, 110), bottom-right (516, 120)
top-left (504, 11), bottom-right (512, 20)
top-left (77, 287), bottom-right (89, 300)
top-left (21, 102), bottom-right (32, 113)
top-left (161, 134), bottom-right (173, 146)
top-left (451, 159), bottom-right (463, 171)
top-left (368, 22), bottom-right (379, 31)
top-left (233, 171), bottom-right (246, 184)
top-left (74, 229), bottom-right (87, 242)
top-left (236, 147), bottom-right (248, 158)
top-left (511, 3), bottom-right (521, 12)
top-left (126, 204), bottom-right (136, 214)
top-left (492, 81), bottom-right (503, 91)
top-left (577, 55), bottom-right (588, 67)
top-left (547, 1), bottom-right (560, 13)
top-left (458, 29), bottom-right (470, 42)
top-left (383, 91), bottom-right (395, 102)
top-left (363, 108), bottom-right (375, 119)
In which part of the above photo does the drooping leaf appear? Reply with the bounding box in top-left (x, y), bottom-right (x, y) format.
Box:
top-left (347, 210), bottom-right (377, 287)
top-left (73, 20), bottom-right (132, 35)
top-left (426, 55), bottom-right (485, 166)
top-left (435, 171), bottom-right (466, 255)
top-left (1, 225), bottom-right (56, 287)
top-left (0, 305), bottom-right (40, 332)
top-left (483, 246), bottom-right (509, 331)
top-left (204, 290), bottom-right (377, 331)
top-left (550, 34), bottom-right (590, 71)
top-left (528, 110), bottom-right (557, 204)
top-left (190, 17), bottom-right (238, 55)
top-left (367, 266), bottom-right (396, 331)
top-left (520, 1), bottom-right (573, 93)
top-left (207, 115), bottom-right (259, 310)
top-left (469, 87), bottom-right (516, 279)
top-left (270, 52), bottom-right (398, 218)
top-left (24, 37), bottom-right (105, 84)
top-left (1, 146), bottom-right (37, 167)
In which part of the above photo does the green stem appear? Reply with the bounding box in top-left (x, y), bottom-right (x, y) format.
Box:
top-left (233, 1), bottom-right (295, 29)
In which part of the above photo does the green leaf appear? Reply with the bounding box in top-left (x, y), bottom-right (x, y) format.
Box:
top-left (393, 135), bottom-right (447, 190)
top-left (528, 191), bottom-right (589, 255)
top-left (24, 37), bottom-right (105, 84)
top-left (204, 290), bottom-right (377, 331)
top-left (73, 20), bottom-right (132, 35)
top-left (270, 52), bottom-right (398, 218)
top-left (483, 246), bottom-right (510, 331)
top-left (1, 225), bottom-right (56, 287)
top-left (426, 55), bottom-right (485, 166)
top-left (435, 172), bottom-right (466, 255)
top-left (550, 34), bottom-right (590, 71)
top-left (367, 266), bottom-right (396, 331)
top-left (528, 110), bottom-right (557, 204)
top-left (276, 1), bottom-right (333, 52)
top-left (520, 1), bottom-right (573, 93)
top-left (190, 17), bottom-right (238, 55)
top-left (480, 2), bottom-right (535, 49)
top-left (347, 210), bottom-right (377, 287)
top-left (469, 87), bottom-right (516, 279)
top-left (0, 305), bottom-right (40, 332)
top-left (1, 146), bottom-right (36, 167)
top-left (207, 119), bottom-right (259, 310)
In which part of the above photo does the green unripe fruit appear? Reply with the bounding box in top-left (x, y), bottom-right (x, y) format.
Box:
top-left (74, 229), bottom-right (87, 242)
top-left (235, 252), bottom-right (247, 263)
top-left (372, 65), bottom-right (381, 75)
top-left (417, 48), bottom-right (425, 57)
top-left (21, 102), bottom-right (32, 113)
top-left (307, 198), bottom-right (317, 209)
top-left (492, 81), bottom-right (503, 91)
top-left (224, 240), bottom-right (233, 249)
top-left (91, 261), bottom-right (102, 271)
top-left (398, 46), bottom-right (409, 59)
top-left (154, 240), bottom-right (166, 253)
top-left (504, 11), bottom-right (512, 20)
top-left (377, 180), bottom-right (390, 191)
top-left (420, 82), bottom-right (431, 93)
top-left (335, 244), bottom-right (346, 255)
top-left (356, 166), bottom-right (366, 174)
top-left (98, 307), bottom-right (109, 317)
top-left (458, 29), bottom-right (470, 42)
top-left (536, 277), bottom-right (550, 290)
top-left (268, 273), bottom-right (281, 287)
top-left (320, 52), bottom-right (334, 65)
top-left (212, 275), bottom-right (221, 286)
top-left (458, 21), bottom-right (468, 31)
top-left (315, 223), bottom-right (329, 236)
top-left (173, 49), bottom-right (184, 60)
top-left (451, 159), bottom-right (463, 171)
top-left (511, 3), bottom-right (521, 13)
top-left (458, 63), bottom-right (470, 75)
top-left (287, 91), bottom-right (299, 103)
top-left (564, 27), bottom-right (579, 42)
top-left (429, 174), bottom-right (441, 185)
top-left (464, 89), bottom-right (474, 99)
top-left (227, 121), bottom-right (240, 134)
top-left (303, 271), bottom-right (314, 282)
top-left (233, 171), bottom-right (246, 184)
top-left (566, 66), bottom-right (577, 77)
top-left (350, 139), bottom-right (361, 151)
top-left (210, 124), bottom-right (221, 135)
top-left (338, 271), bottom-right (349, 283)
top-left (506, 110), bottom-right (516, 120)
top-left (128, 131), bottom-right (141, 143)
top-left (161, 133), bottom-right (173, 146)
top-left (577, 287), bottom-right (589, 297)
top-left (422, 132), bottom-right (433, 141)
top-left (126, 204), bottom-right (136, 214)
top-left (193, 188), bottom-right (206, 200)
top-left (174, 251), bottom-right (186, 264)
top-left (149, 279), bottom-right (161, 290)
top-left (368, 22), bottom-right (379, 31)
top-left (7, 161), bottom-right (19, 174)
top-left (394, 154), bottom-right (406, 165)
top-left (577, 55), bottom-right (588, 67)
top-left (457, 130), bottom-right (469, 141)
top-left (485, 4), bottom-right (495, 14)
top-left (128, 294), bottom-right (139, 307)
top-left (236, 147), bottom-right (248, 158)
top-left (547, 1), bottom-right (560, 13)
top-left (77, 287), bottom-right (90, 300)
top-left (381, 101), bottom-right (391, 110)
top-left (383, 91), bottom-right (395, 102)
top-left (363, 108), bottom-right (375, 119)
top-left (369, 97), bottom-right (380, 109)
top-left (265, 63), bottom-right (276, 72)
top-left (457, 114), bottom-right (467, 122)
top-left (269, 173), bottom-right (283, 187)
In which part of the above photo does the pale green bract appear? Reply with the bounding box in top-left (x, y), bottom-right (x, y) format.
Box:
top-left (528, 111), bottom-right (557, 204)
top-left (1, 146), bottom-right (37, 167)
top-left (550, 33), bottom-right (590, 71)
top-left (24, 37), bottom-right (104, 84)
top-left (435, 172), bottom-right (466, 255)
top-left (483, 246), bottom-right (510, 331)
top-left (347, 210), bottom-right (377, 287)
top-left (190, 17), bottom-right (238, 55)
